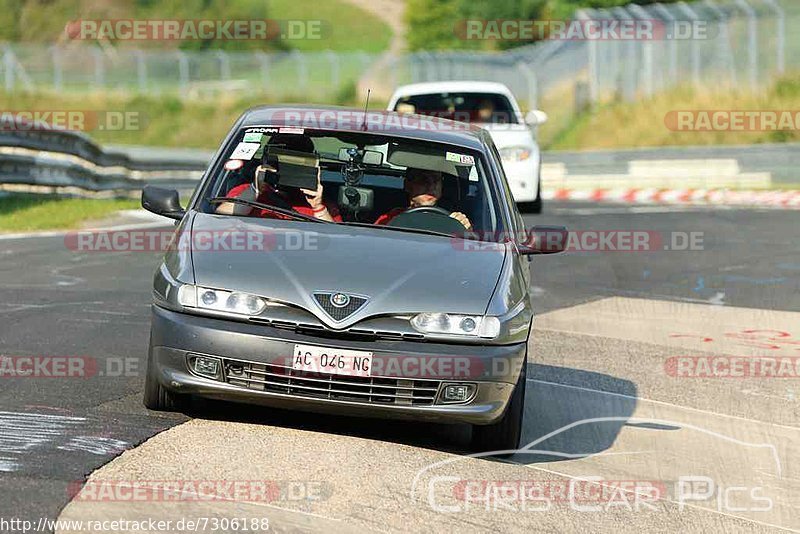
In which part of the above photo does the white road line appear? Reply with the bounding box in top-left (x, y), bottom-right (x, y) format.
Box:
top-left (0, 220), bottom-right (169, 241)
top-left (525, 378), bottom-right (800, 432)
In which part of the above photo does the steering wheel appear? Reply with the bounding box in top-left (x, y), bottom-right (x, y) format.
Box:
top-left (404, 205), bottom-right (452, 216)
top-left (386, 205), bottom-right (467, 235)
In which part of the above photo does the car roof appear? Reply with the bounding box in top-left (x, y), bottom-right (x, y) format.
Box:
top-left (240, 105), bottom-right (489, 151)
top-left (389, 81), bottom-right (518, 102)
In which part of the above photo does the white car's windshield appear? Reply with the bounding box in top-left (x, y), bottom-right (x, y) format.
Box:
top-left (393, 92), bottom-right (519, 124)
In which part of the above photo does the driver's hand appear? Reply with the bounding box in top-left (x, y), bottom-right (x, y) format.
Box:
top-left (300, 168), bottom-right (324, 209)
top-left (450, 211), bottom-right (472, 230)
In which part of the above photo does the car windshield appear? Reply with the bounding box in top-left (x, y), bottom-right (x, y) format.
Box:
top-left (199, 127), bottom-right (506, 241)
top-left (393, 92), bottom-right (519, 124)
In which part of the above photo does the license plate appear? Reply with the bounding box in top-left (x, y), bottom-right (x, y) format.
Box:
top-left (292, 344), bottom-right (373, 377)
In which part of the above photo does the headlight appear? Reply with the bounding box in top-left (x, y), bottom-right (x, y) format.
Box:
top-left (410, 313), bottom-right (501, 339)
top-left (499, 146), bottom-right (532, 162)
top-left (178, 285), bottom-right (266, 316)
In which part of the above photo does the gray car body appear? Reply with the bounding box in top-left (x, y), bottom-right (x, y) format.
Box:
top-left (147, 105), bottom-right (534, 424)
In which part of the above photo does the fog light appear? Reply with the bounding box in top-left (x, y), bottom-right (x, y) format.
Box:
top-left (192, 356), bottom-right (221, 379)
top-left (440, 383), bottom-right (476, 404)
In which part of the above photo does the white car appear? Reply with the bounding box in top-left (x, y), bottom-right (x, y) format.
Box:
top-left (387, 81), bottom-right (547, 213)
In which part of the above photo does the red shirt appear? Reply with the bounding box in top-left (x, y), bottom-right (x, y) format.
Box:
top-left (374, 207), bottom-right (406, 225)
top-left (225, 183), bottom-right (341, 222)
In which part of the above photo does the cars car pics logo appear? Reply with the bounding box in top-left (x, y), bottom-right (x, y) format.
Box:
top-left (330, 293), bottom-right (351, 308)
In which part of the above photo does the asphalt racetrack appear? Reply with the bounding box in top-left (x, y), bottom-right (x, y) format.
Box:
top-left (0, 201), bottom-right (798, 533)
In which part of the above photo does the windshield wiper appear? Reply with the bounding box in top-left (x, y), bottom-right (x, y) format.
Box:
top-left (337, 221), bottom-right (460, 239)
top-left (208, 196), bottom-right (329, 224)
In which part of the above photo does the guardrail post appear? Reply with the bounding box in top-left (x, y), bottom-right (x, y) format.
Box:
top-left (255, 51), bottom-right (270, 90)
top-left (135, 50), bottom-right (147, 92)
top-left (734, 0), bottom-right (758, 90)
top-left (652, 3), bottom-right (679, 88)
top-left (516, 62), bottom-right (538, 110)
top-left (176, 51), bottom-right (189, 90)
top-left (703, 0), bottom-right (737, 87)
top-left (3, 47), bottom-right (14, 92)
top-left (325, 50), bottom-right (339, 90)
top-left (676, 2), bottom-right (701, 86)
top-left (763, 0), bottom-right (785, 74)
top-left (51, 45), bottom-right (63, 91)
top-left (627, 4), bottom-right (655, 97)
top-left (292, 50), bottom-right (308, 94)
top-left (576, 9), bottom-right (599, 105)
top-left (216, 50), bottom-right (230, 81)
top-left (410, 53), bottom-right (420, 83)
top-left (91, 47), bottom-right (105, 88)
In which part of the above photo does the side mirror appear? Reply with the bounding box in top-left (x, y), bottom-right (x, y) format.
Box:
top-left (141, 185), bottom-right (185, 220)
top-left (525, 110), bottom-right (548, 126)
top-left (518, 225), bottom-right (568, 255)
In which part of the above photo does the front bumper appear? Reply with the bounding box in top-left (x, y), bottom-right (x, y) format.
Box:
top-left (502, 158), bottom-right (540, 202)
top-left (148, 305), bottom-right (526, 425)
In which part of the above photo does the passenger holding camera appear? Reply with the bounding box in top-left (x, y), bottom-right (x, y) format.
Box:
top-left (215, 134), bottom-right (341, 222)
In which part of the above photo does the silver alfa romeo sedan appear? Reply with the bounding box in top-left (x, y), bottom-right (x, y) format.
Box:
top-left (141, 105), bottom-right (566, 452)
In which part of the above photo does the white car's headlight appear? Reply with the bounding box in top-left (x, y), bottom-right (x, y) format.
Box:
top-left (410, 313), bottom-right (501, 339)
top-left (178, 285), bottom-right (266, 316)
top-left (500, 146), bottom-right (532, 162)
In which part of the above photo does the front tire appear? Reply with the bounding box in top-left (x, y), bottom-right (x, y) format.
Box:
top-left (518, 181), bottom-right (542, 214)
top-left (143, 345), bottom-right (187, 412)
top-left (471, 363), bottom-right (526, 454)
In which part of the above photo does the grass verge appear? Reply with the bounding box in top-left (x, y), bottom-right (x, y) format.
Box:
top-left (545, 73), bottom-right (800, 150)
top-left (0, 90), bottom-right (384, 149)
top-left (0, 194), bottom-right (139, 233)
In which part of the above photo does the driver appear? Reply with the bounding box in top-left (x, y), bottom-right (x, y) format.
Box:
top-left (374, 167), bottom-right (472, 229)
top-left (216, 134), bottom-right (341, 222)
top-left (476, 98), bottom-right (495, 123)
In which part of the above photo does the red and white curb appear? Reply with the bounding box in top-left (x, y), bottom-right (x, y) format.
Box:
top-left (543, 188), bottom-right (800, 208)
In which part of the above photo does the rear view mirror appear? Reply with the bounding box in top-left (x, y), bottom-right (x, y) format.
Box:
top-left (518, 225), bottom-right (568, 255)
top-left (337, 148), bottom-right (384, 166)
top-left (525, 110), bottom-right (548, 126)
top-left (141, 185), bottom-right (185, 221)
top-left (362, 150), bottom-right (384, 166)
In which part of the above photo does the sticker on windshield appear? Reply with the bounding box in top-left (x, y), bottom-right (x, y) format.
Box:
top-left (446, 152), bottom-right (475, 165)
top-left (230, 142), bottom-right (260, 160)
top-left (245, 127), bottom-right (279, 134)
top-left (279, 127), bottom-right (305, 134)
top-left (243, 132), bottom-right (263, 142)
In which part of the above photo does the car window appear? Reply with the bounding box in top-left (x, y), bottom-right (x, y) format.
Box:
top-left (394, 92), bottom-right (519, 124)
top-left (198, 127), bottom-right (507, 241)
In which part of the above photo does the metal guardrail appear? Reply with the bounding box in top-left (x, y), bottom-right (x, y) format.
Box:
top-left (543, 143), bottom-right (800, 186)
top-left (0, 130), bottom-right (209, 194)
top-left (0, 129), bottom-right (794, 195)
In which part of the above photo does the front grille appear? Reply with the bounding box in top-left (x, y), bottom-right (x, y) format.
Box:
top-left (248, 317), bottom-right (427, 342)
top-left (223, 357), bottom-right (440, 406)
top-left (313, 293), bottom-right (368, 322)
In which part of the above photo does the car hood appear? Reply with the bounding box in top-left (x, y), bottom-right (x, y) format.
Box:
top-left (187, 213), bottom-right (507, 329)
top-left (478, 123), bottom-right (535, 150)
